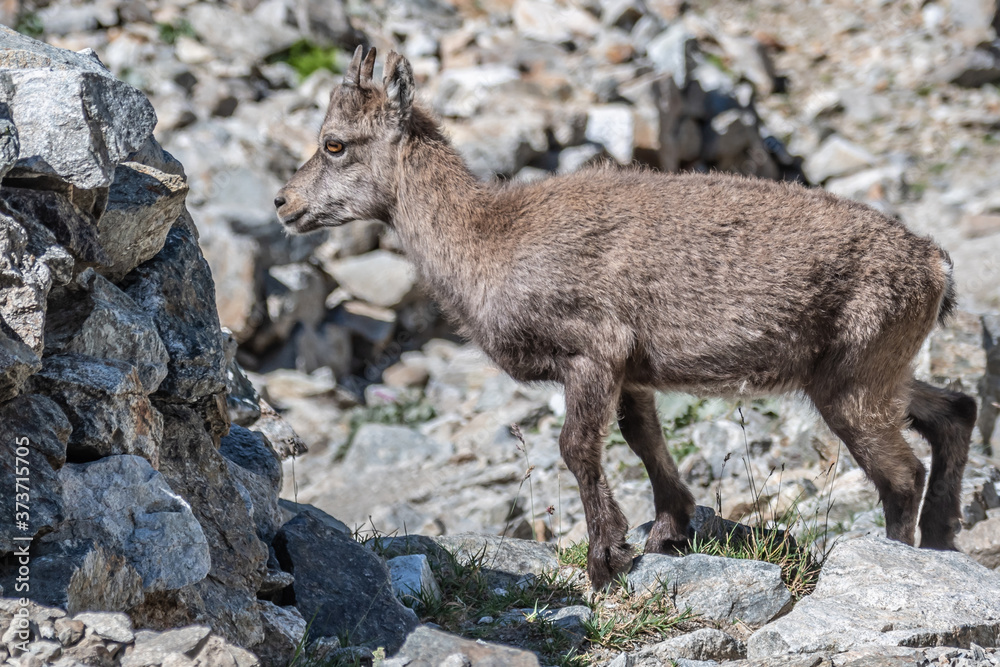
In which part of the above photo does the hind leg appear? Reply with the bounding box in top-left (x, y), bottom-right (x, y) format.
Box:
top-left (908, 379), bottom-right (976, 549)
top-left (618, 388), bottom-right (695, 554)
top-left (809, 383), bottom-right (926, 545)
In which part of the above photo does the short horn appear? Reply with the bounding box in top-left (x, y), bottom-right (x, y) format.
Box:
top-left (361, 47), bottom-right (377, 83)
top-left (344, 45), bottom-right (363, 86)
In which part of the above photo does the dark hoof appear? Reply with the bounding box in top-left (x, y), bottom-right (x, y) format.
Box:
top-left (587, 540), bottom-right (634, 590)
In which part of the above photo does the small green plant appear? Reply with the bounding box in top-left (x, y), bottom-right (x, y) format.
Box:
top-left (270, 40), bottom-right (345, 80)
top-left (157, 19), bottom-right (195, 45)
top-left (558, 540), bottom-right (589, 569)
top-left (585, 580), bottom-right (696, 650)
top-left (15, 12), bottom-right (43, 38)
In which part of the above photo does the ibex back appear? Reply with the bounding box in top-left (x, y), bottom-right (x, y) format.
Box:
top-left (275, 47), bottom-right (976, 589)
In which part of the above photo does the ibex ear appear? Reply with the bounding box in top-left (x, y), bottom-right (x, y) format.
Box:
top-left (383, 51), bottom-right (414, 124)
top-left (343, 45), bottom-right (363, 86)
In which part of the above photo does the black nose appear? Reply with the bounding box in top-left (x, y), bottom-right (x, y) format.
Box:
top-left (274, 195), bottom-right (286, 209)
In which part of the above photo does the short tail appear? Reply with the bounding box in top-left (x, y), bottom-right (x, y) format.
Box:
top-left (938, 249), bottom-right (957, 325)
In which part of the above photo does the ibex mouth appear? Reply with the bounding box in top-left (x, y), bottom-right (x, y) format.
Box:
top-left (278, 208), bottom-right (308, 231)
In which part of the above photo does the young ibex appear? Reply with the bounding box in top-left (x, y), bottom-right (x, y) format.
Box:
top-left (275, 47), bottom-right (977, 589)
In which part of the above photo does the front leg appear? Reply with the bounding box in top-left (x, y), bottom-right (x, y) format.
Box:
top-left (560, 356), bottom-right (633, 589)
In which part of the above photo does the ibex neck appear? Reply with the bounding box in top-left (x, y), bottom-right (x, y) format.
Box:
top-left (390, 133), bottom-right (499, 328)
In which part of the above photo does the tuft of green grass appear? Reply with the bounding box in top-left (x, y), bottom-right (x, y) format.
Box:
top-left (690, 524), bottom-right (821, 599)
top-left (585, 578), bottom-right (697, 651)
top-left (269, 40), bottom-right (345, 80)
top-left (157, 19), bottom-right (195, 45)
top-left (558, 541), bottom-right (589, 569)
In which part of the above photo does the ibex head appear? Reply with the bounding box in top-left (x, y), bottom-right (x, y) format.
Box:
top-left (274, 47), bottom-right (414, 233)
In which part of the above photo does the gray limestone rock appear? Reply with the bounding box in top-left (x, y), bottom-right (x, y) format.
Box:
top-left (0, 208), bottom-right (74, 356)
top-left (344, 423), bottom-right (453, 471)
top-left (747, 536), bottom-right (1000, 658)
top-left (98, 162), bottom-right (189, 280)
top-left (45, 269), bottom-right (169, 394)
top-left (29, 354), bottom-right (163, 465)
top-left (0, 394), bottom-right (69, 553)
top-left (627, 553), bottom-right (792, 625)
top-left (0, 26), bottom-right (156, 189)
top-left (631, 628), bottom-right (746, 664)
top-left (272, 507), bottom-right (418, 653)
top-left (251, 601), bottom-right (306, 667)
top-left (58, 455), bottom-right (210, 592)
top-left (390, 626), bottom-right (540, 667)
top-left (123, 216), bottom-right (227, 402)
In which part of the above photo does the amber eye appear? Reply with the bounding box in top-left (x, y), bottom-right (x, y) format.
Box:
top-left (325, 140), bottom-right (344, 154)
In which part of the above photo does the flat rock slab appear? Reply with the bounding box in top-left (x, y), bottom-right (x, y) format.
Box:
top-left (748, 536), bottom-right (1000, 659)
top-left (387, 626), bottom-right (540, 667)
top-left (628, 553), bottom-right (792, 625)
top-left (632, 628), bottom-right (746, 664)
top-left (434, 533), bottom-right (561, 586)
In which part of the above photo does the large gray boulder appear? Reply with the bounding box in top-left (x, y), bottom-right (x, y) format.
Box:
top-left (272, 507), bottom-right (419, 653)
top-left (627, 553), bottom-right (793, 625)
top-left (748, 536), bottom-right (1000, 659)
top-left (57, 455), bottom-right (210, 592)
top-left (139, 402), bottom-right (268, 649)
top-left (0, 25), bottom-right (156, 189)
top-left (0, 185), bottom-right (109, 265)
top-left (219, 425), bottom-right (283, 543)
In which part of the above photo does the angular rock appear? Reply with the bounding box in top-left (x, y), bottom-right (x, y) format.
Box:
top-left (250, 400), bottom-right (308, 459)
top-left (0, 99), bottom-right (18, 179)
top-left (199, 220), bottom-right (261, 343)
top-left (219, 425), bottom-right (282, 543)
top-left (98, 162), bottom-right (189, 280)
top-left (258, 262), bottom-right (327, 348)
top-left (0, 207), bottom-right (73, 355)
top-left (434, 533), bottom-right (561, 587)
top-left (0, 26), bottom-right (156, 189)
top-left (251, 601), bottom-right (306, 667)
top-left (0, 394), bottom-right (68, 552)
top-left (957, 514), bottom-right (1000, 568)
top-left (803, 135), bottom-right (877, 183)
top-left (328, 250), bottom-right (417, 309)
top-left (586, 104), bottom-right (635, 164)
top-left (631, 628), bottom-right (746, 664)
top-left (123, 216), bottom-right (227, 401)
top-left (448, 110), bottom-right (549, 178)
top-left (272, 508), bottom-right (418, 653)
top-left (329, 300), bottom-right (397, 346)
top-left (939, 44), bottom-right (1000, 88)
top-left (58, 455), bottom-right (210, 592)
top-left (748, 536), bottom-right (1000, 658)
top-left (65, 544), bottom-right (145, 614)
top-left (121, 625), bottom-right (212, 667)
top-left (391, 626), bottom-right (540, 667)
top-left (147, 402), bottom-right (267, 648)
top-left (29, 354), bottom-right (163, 464)
top-left (388, 554), bottom-right (442, 607)
top-left (0, 329), bottom-right (39, 401)
top-left (72, 611), bottom-right (133, 643)
top-left (0, 186), bottom-right (108, 265)
top-left (627, 553), bottom-right (792, 625)
top-left (345, 423), bottom-right (453, 471)
top-left (647, 23), bottom-right (696, 88)
top-left (501, 605), bottom-right (591, 647)
top-left (45, 269), bottom-right (169, 394)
